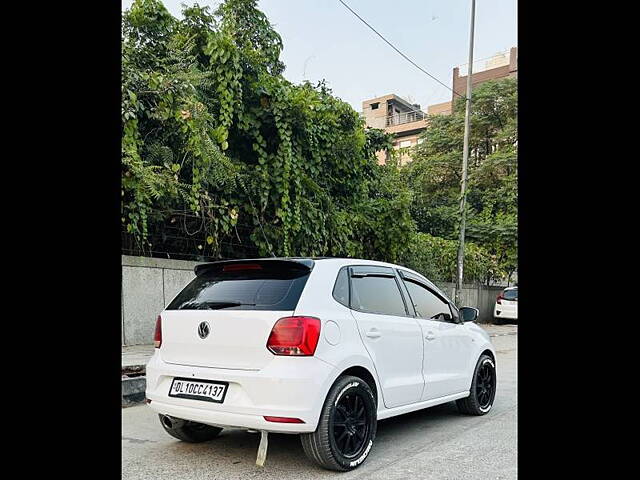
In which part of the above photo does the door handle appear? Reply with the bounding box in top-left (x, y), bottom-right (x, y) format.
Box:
top-left (425, 331), bottom-right (436, 341)
top-left (365, 329), bottom-right (382, 339)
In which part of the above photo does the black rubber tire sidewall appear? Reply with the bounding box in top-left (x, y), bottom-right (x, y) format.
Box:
top-left (456, 354), bottom-right (497, 415)
top-left (301, 375), bottom-right (377, 471)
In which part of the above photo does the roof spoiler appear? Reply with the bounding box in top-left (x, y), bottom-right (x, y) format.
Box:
top-left (194, 258), bottom-right (315, 276)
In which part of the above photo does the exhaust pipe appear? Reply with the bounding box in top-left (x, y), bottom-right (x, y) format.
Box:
top-left (161, 415), bottom-right (174, 429)
top-left (161, 415), bottom-right (184, 430)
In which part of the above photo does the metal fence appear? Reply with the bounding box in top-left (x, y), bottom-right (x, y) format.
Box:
top-left (121, 210), bottom-right (261, 263)
top-left (386, 110), bottom-right (426, 127)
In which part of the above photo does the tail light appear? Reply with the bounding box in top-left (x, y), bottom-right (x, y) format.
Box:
top-left (267, 316), bottom-right (321, 356)
top-left (154, 315), bottom-right (162, 348)
top-left (496, 293), bottom-right (505, 305)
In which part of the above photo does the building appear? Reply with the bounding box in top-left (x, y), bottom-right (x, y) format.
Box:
top-left (362, 47), bottom-right (517, 165)
top-left (427, 101), bottom-right (453, 116)
top-left (432, 47), bottom-right (518, 115)
top-left (361, 94), bottom-right (428, 165)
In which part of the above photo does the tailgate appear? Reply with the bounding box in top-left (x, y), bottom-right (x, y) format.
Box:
top-left (160, 310), bottom-right (293, 370)
top-left (158, 259), bottom-right (313, 370)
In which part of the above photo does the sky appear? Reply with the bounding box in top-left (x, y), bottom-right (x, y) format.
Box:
top-left (122, 0), bottom-right (517, 112)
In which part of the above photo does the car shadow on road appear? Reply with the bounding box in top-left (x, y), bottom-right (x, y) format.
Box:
top-left (207, 402), bottom-right (460, 447)
top-left (152, 402), bottom-right (468, 476)
top-left (375, 402), bottom-right (461, 436)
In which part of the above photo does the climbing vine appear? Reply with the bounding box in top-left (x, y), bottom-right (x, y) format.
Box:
top-left (122, 0), bottom-right (414, 264)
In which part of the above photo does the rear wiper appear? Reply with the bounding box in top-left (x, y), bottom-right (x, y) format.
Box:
top-left (178, 301), bottom-right (256, 310)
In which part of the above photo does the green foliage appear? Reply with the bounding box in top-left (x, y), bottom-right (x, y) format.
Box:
top-left (122, 0), bottom-right (407, 260)
top-left (403, 78), bottom-right (518, 283)
top-left (401, 233), bottom-right (493, 283)
top-left (122, 0), bottom-right (516, 283)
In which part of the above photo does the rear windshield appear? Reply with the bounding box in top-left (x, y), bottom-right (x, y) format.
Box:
top-left (167, 263), bottom-right (311, 311)
top-left (503, 289), bottom-right (518, 301)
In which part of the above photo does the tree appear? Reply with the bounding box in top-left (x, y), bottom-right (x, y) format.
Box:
top-left (121, 0), bottom-right (413, 263)
top-left (403, 78), bottom-right (518, 283)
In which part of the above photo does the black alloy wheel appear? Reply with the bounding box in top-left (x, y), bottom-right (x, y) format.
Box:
top-left (331, 390), bottom-right (370, 459)
top-left (456, 354), bottom-right (497, 415)
top-left (476, 360), bottom-right (495, 410)
top-left (301, 375), bottom-right (377, 471)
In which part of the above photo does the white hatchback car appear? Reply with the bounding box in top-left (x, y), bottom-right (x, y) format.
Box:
top-left (146, 258), bottom-right (497, 471)
top-left (493, 286), bottom-right (518, 324)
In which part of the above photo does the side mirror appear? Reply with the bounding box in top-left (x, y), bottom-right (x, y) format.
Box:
top-left (460, 307), bottom-right (479, 323)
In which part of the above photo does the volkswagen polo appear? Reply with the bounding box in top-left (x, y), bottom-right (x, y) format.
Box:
top-left (145, 257), bottom-right (497, 471)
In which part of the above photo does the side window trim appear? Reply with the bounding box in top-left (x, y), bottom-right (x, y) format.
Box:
top-left (398, 270), bottom-right (451, 306)
top-left (400, 275), bottom-right (458, 323)
top-left (332, 266), bottom-right (350, 308)
top-left (392, 269), bottom-right (411, 316)
top-left (449, 303), bottom-right (460, 323)
top-left (395, 269), bottom-right (417, 317)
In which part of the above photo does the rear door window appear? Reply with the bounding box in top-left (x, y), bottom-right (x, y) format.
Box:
top-left (503, 289), bottom-right (518, 301)
top-left (349, 266), bottom-right (407, 316)
top-left (167, 262), bottom-right (310, 311)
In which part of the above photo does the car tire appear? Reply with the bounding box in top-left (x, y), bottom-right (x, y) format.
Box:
top-left (456, 354), bottom-right (497, 416)
top-left (300, 375), bottom-right (377, 471)
top-left (158, 414), bottom-right (222, 443)
top-left (493, 316), bottom-right (503, 325)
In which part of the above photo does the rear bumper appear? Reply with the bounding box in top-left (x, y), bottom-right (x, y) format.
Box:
top-left (145, 350), bottom-right (335, 433)
top-left (494, 305), bottom-right (517, 319)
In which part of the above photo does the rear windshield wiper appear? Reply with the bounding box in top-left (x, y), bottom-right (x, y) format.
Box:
top-left (178, 301), bottom-right (256, 310)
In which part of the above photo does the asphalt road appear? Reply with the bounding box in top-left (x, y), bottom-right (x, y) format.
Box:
top-left (122, 333), bottom-right (517, 480)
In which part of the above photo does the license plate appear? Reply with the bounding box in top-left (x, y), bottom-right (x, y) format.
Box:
top-left (168, 378), bottom-right (229, 403)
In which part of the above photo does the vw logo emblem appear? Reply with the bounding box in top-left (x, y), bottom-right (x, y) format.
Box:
top-left (197, 321), bottom-right (210, 339)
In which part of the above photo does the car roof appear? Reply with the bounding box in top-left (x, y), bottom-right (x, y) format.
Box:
top-left (192, 257), bottom-right (450, 301)
top-left (195, 256), bottom-right (408, 269)
top-left (316, 258), bottom-right (451, 302)
top-left (193, 256), bottom-right (432, 279)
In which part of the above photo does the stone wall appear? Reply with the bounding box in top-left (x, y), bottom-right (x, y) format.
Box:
top-left (121, 255), bottom-right (197, 345)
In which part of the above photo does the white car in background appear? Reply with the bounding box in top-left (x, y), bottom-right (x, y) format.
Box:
top-left (145, 258), bottom-right (497, 471)
top-left (493, 286), bottom-right (518, 324)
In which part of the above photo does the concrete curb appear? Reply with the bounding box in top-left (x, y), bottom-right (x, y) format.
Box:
top-left (122, 376), bottom-right (146, 407)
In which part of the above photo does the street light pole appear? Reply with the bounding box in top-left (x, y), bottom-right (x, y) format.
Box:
top-left (455, 0), bottom-right (476, 305)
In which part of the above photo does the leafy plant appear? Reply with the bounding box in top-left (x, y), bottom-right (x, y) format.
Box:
top-left (121, 0), bottom-right (409, 261)
top-left (403, 78), bottom-right (518, 283)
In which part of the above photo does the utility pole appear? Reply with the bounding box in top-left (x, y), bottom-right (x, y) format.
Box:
top-left (455, 0), bottom-right (476, 305)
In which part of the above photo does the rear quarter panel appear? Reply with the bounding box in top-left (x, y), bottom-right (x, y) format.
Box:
top-left (293, 261), bottom-right (384, 416)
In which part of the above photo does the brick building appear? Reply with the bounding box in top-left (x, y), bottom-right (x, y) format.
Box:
top-left (431, 46), bottom-right (518, 116)
top-left (361, 47), bottom-right (517, 165)
top-left (361, 94), bottom-right (428, 165)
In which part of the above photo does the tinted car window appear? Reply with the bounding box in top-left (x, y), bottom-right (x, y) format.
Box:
top-left (503, 289), bottom-right (518, 301)
top-left (350, 275), bottom-right (407, 316)
top-left (403, 280), bottom-right (452, 321)
top-left (333, 267), bottom-right (350, 307)
top-left (167, 264), bottom-right (310, 311)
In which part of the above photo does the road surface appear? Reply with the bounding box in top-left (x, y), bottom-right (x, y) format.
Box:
top-left (122, 332), bottom-right (517, 479)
